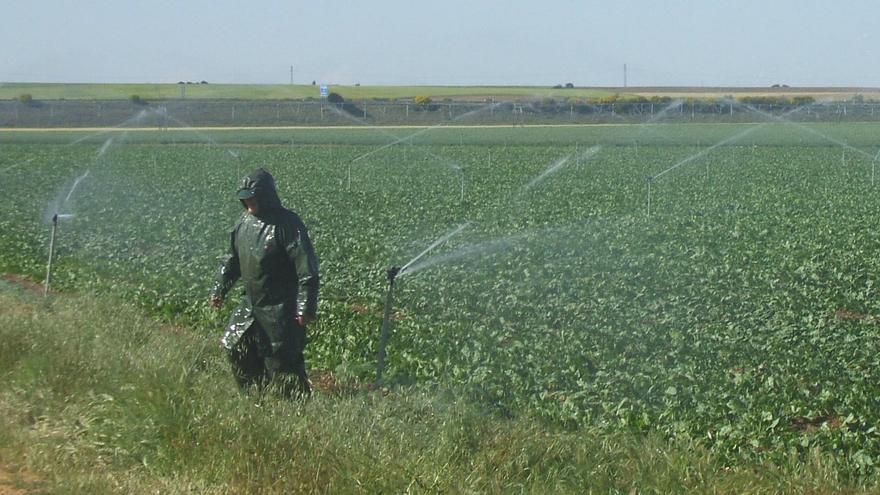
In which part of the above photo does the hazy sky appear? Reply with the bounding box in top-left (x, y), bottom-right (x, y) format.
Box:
top-left (2, 0), bottom-right (878, 87)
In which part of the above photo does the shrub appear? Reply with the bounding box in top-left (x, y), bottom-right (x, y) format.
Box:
top-left (17, 94), bottom-right (34, 105)
top-left (327, 92), bottom-right (344, 104)
top-left (792, 95), bottom-right (815, 106)
top-left (130, 95), bottom-right (148, 105)
top-left (540, 97), bottom-right (558, 109)
top-left (414, 95), bottom-right (432, 107)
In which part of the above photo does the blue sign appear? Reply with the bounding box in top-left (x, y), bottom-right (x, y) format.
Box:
top-left (319, 85), bottom-right (329, 98)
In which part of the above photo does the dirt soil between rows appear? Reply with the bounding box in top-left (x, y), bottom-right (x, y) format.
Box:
top-left (0, 274), bottom-right (47, 295)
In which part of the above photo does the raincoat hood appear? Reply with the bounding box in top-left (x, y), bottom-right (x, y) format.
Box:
top-left (237, 168), bottom-right (283, 213)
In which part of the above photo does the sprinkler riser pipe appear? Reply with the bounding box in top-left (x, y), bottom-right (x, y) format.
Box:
top-left (44, 214), bottom-right (58, 297)
top-left (460, 172), bottom-right (465, 205)
top-left (375, 266), bottom-right (401, 386)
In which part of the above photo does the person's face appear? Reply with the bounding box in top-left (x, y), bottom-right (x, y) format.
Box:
top-left (243, 197), bottom-right (259, 215)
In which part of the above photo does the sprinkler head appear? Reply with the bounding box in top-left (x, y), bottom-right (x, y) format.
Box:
top-left (387, 266), bottom-right (401, 283)
top-left (52, 213), bottom-right (58, 223)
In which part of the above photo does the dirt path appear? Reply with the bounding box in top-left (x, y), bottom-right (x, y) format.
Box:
top-left (0, 461), bottom-right (40, 495)
top-left (0, 274), bottom-right (47, 295)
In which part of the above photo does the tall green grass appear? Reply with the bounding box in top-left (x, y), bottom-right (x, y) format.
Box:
top-left (0, 282), bottom-right (876, 493)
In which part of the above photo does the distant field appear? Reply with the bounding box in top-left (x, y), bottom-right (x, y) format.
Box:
top-left (621, 86), bottom-right (880, 100)
top-left (3, 82), bottom-right (878, 102)
top-left (0, 82), bottom-right (617, 101)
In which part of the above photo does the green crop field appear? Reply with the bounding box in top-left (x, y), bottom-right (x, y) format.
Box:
top-left (3, 120), bottom-right (880, 483)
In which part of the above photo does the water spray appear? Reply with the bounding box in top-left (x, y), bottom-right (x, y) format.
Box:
top-left (374, 223), bottom-right (469, 386)
top-left (40, 168), bottom-right (91, 297)
top-left (44, 213), bottom-right (58, 297)
top-left (458, 168), bottom-right (465, 204)
top-left (872, 149), bottom-right (880, 186)
top-left (227, 149), bottom-right (245, 179)
top-left (644, 102), bottom-right (812, 218)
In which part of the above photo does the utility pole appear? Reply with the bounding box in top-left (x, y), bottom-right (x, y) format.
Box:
top-left (623, 63), bottom-right (627, 88)
top-left (290, 65), bottom-right (294, 85)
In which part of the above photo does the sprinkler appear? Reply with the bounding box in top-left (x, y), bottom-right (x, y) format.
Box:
top-left (373, 223), bottom-right (469, 387)
top-left (458, 168), bottom-right (465, 205)
top-left (873, 154), bottom-right (878, 187)
top-left (44, 213), bottom-right (58, 297)
top-left (374, 265), bottom-right (401, 386)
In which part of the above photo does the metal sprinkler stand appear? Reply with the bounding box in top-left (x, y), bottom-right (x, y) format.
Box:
top-left (44, 213), bottom-right (58, 297)
top-left (375, 265), bottom-right (401, 387)
top-left (371, 223), bottom-right (469, 388)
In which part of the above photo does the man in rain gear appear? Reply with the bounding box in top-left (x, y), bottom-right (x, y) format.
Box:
top-left (211, 168), bottom-right (319, 397)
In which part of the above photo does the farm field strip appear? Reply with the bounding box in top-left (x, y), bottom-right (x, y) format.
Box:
top-left (2, 122), bottom-right (880, 473)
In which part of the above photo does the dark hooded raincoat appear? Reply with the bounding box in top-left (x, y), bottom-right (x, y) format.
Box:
top-left (211, 168), bottom-right (320, 358)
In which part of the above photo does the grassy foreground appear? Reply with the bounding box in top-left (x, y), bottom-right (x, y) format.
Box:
top-left (0, 282), bottom-right (876, 493)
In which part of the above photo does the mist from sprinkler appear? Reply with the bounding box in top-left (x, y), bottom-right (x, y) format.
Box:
top-left (643, 100), bottom-right (827, 216)
top-left (44, 170), bottom-right (90, 224)
top-left (325, 100), bottom-right (476, 197)
top-left (872, 148), bottom-right (880, 186)
top-left (403, 143), bottom-right (606, 276)
top-left (401, 229), bottom-right (531, 277)
top-left (609, 98), bottom-right (686, 143)
top-left (42, 170), bottom-right (90, 296)
top-left (39, 105), bottom-right (254, 300)
top-left (154, 112), bottom-right (247, 170)
top-left (418, 148), bottom-right (467, 203)
top-left (522, 144), bottom-right (603, 192)
top-left (67, 108), bottom-right (156, 146)
top-left (398, 222), bottom-right (471, 276)
top-left (374, 222), bottom-right (469, 386)
top-left (739, 101), bottom-right (874, 161)
top-left (350, 101), bottom-right (505, 165)
top-left (97, 136), bottom-right (115, 157)
top-left (0, 157), bottom-right (35, 174)
top-left (649, 100), bottom-right (816, 183)
top-left (371, 137), bottom-right (619, 382)
top-left (75, 108), bottom-right (247, 175)
top-left (226, 149), bottom-right (246, 178)
top-left (43, 108), bottom-right (159, 295)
